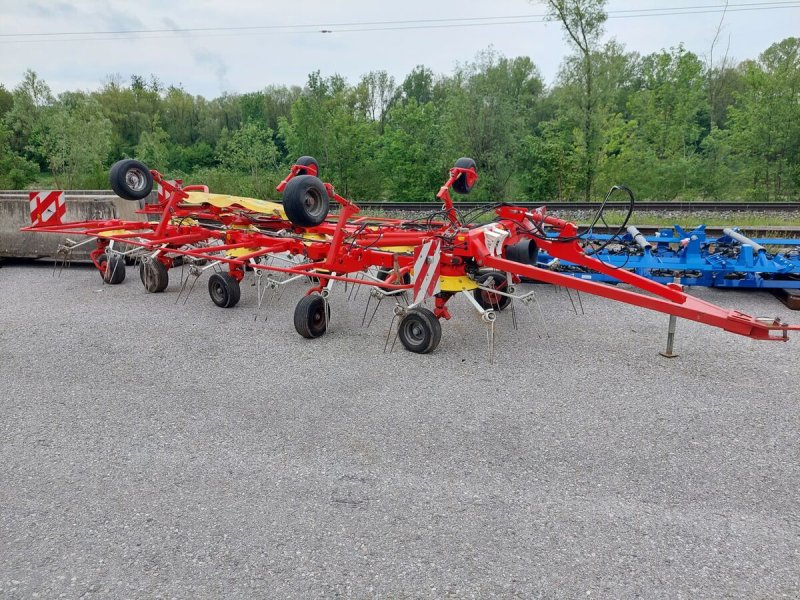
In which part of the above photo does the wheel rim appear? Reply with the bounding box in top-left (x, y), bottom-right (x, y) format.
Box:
top-left (403, 318), bottom-right (426, 345)
top-left (302, 189), bottom-right (325, 219)
top-left (125, 168), bottom-right (147, 192)
top-left (211, 280), bottom-right (225, 303)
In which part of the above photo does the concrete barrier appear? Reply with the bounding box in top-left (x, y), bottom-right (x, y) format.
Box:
top-left (0, 191), bottom-right (153, 259)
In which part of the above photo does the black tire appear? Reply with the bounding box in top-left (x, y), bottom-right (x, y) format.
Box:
top-left (506, 239), bottom-right (539, 265)
top-left (99, 254), bottom-right (126, 284)
top-left (474, 271), bottom-right (511, 311)
top-left (109, 159), bottom-right (154, 201)
top-left (294, 294), bottom-right (330, 339)
top-left (139, 259), bottom-right (169, 293)
top-left (398, 308), bottom-right (442, 354)
top-left (452, 157), bottom-right (477, 195)
top-left (376, 268), bottom-right (411, 290)
top-left (282, 175), bottom-right (330, 227)
top-left (208, 272), bottom-right (241, 308)
top-left (295, 156), bottom-right (319, 176)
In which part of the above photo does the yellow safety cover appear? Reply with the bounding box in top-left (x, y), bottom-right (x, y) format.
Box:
top-left (439, 275), bottom-right (479, 292)
top-left (183, 191), bottom-right (286, 218)
top-left (225, 247), bottom-right (262, 258)
top-left (97, 229), bottom-right (132, 238)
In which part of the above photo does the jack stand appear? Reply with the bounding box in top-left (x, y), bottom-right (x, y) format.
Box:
top-left (659, 314), bottom-right (679, 358)
top-left (659, 275), bottom-right (681, 358)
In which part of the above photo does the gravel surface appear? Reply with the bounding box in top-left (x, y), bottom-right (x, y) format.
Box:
top-left (1, 262), bottom-right (798, 599)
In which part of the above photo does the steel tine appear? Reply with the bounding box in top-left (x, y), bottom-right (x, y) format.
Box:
top-left (59, 250), bottom-right (71, 277)
top-left (183, 270), bottom-right (201, 306)
top-left (565, 287), bottom-right (578, 315)
top-left (365, 294), bottom-right (383, 329)
top-left (534, 295), bottom-right (550, 339)
top-left (486, 319), bottom-right (495, 364)
top-left (384, 313), bottom-right (400, 354)
top-left (51, 242), bottom-right (62, 277)
top-left (576, 290), bottom-right (585, 315)
top-left (510, 298), bottom-right (518, 331)
top-left (360, 293), bottom-right (372, 327)
top-left (176, 267), bottom-right (190, 304)
top-left (347, 272), bottom-right (363, 302)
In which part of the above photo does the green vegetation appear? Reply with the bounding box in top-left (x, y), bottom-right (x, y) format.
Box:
top-left (1, 21), bottom-right (798, 201)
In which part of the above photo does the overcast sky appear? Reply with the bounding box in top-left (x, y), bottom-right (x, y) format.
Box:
top-left (0, 0), bottom-right (798, 97)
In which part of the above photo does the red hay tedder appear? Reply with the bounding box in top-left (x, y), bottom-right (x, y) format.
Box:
top-left (21, 157), bottom-right (800, 355)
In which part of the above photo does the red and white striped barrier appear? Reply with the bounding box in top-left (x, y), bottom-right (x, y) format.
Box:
top-left (28, 191), bottom-right (65, 227)
top-left (412, 239), bottom-right (441, 304)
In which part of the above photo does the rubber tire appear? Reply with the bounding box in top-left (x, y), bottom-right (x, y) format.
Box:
top-left (376, 268), bottom-right (411, 291)
top-left (452, 157), bottom-right (477, 195)
top-left (99, 254), bottom-right (126, 284)
top-left (139, 259), bottom-right (169, 293)
top-left (506, 239), bottom-right (539, 265)
top-left (474, 271), bottom-right (511, 311)
top-left (294, 294), bottom-right (330, 339)
top-left (109, 159), bottom-right (154, 201)
top-left (208, 272), bottom-right (241, 308)
top-left (398, 308), bottom-right (442, 354)
top-left (295, 156), bottom-right (319, 177)
top-left (282, 174), bottom-right (330, 227)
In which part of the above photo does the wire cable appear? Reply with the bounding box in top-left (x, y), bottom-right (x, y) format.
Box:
top-left (1, 2), bottom-right (798, 43)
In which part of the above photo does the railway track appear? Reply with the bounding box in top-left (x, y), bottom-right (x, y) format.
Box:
top-left (356, 200), bottom-right (800, 212)
top-left (1, 193), bottom-right (798, 212)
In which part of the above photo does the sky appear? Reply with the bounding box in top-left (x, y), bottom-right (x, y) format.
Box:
top-left (0, 0), bottom-right (798, 98)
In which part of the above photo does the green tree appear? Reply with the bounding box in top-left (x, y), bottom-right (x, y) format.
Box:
top-left (5, 69), bottom-right (53, 162)
top-left (217, 120), bottom-right (277, 178)
top-left (36, 93), bottom-right (113, 188)
top-left (135, 115), bottom-right (170, 168)
top-left (442, 50), bottom-right (544, 200)
top-left (280, 72), bottom-right (381, 198)
top-left (0, 120), bottom-right (39, 188)
top-left (378, 99), bottom-right (447, 200)
top-left (602, 46), bottom-right (709, 198)
top-left (94, 74), bottom-right (160, 159)
top-left (727, 38), bottom-right (800, 199)
top-left (543, 0), bottom-right (608, 201)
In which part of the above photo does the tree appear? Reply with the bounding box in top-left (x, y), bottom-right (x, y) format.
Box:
top-left (280, 72), bottom-right (381, 198)
top-left (378, 99), bottom-right (447, 200)
top-left (606, 46), bottom-right (709, 199)
top-left (355, 71), bottom-right (396, 133)
top-left (36, 93), bottom-right (112, 188)
top-left (399, 66), bottom-right (435, 105)
top-left (5, 69), bottom-right (53, 161)
top-left (727, 37), bottom-right (800, 199)
top-left (442, 49), bottom-right (544, 200)
top-left (0, 120), bottom-right (38, 188)
top-left (135, 115), bottom-right (170, 168)
top-left (542, 0), bottom-right (608, 201)
top-left (217, 120), bottom-right (277, 178)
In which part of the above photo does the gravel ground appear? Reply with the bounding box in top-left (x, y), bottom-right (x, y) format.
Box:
top-left (0, 261), bottom-right (798, 599)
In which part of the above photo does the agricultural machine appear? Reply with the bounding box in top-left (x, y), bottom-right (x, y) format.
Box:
top-left (21, 157), bottom-right (800, 354)
top-left (539, 225), bottom-right (800, 289)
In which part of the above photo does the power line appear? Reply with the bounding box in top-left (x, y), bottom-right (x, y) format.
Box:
top-left (0, 1), bottom-right (797, 43)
